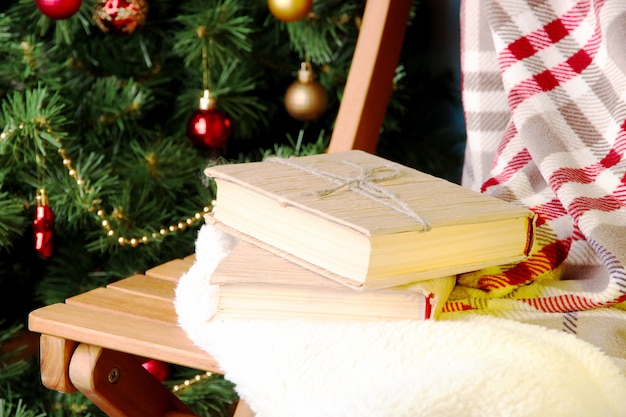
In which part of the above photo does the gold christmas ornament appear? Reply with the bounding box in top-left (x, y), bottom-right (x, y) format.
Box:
top-left (284, 62), bottom-right (328, 121)
top-left (267, 0), bottom-right (313, 22)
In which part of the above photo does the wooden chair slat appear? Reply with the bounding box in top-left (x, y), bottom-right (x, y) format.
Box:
top-left (66, 287), bottom-right (176, 325)
top-left (29, 303), bottom-right (220, 372)
top-left (107, 274), bottom-right (177, 301)
top-left (145, 258), bottom-right (195, 282)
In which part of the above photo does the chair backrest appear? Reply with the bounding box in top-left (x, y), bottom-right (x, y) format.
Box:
top-left (327, 0), bottom-right (412, 154)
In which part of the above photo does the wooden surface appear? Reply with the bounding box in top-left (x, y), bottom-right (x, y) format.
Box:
top-left (30, 255), bottom-right (255, 417)
top-left (327, 0), bottom-right (412, 154)
top-left (29, 255), bottom-right (221, 373)
top-left (39, 335), bottom-right (78, 393)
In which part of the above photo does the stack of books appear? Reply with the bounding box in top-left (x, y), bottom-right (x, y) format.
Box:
top-left (204, 150), bottom-right (536, 321)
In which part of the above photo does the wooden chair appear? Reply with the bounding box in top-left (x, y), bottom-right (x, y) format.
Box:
top-left (27, 1), bottom-right (412, 416)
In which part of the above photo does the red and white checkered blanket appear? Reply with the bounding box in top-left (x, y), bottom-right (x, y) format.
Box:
top-left (444, 0), bottom-right (626, 364)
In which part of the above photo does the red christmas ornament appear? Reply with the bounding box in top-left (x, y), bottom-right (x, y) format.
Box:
top-left (142, 359), bottom-right (170, 382)
top-left (187, 90), bottom-right (232, 150)
top-left (33, 189), bottom-right (54, 259)
top-left (35, 0), bottom-right (83, 20)
top-left (93, 0), bottom-right (148, 35)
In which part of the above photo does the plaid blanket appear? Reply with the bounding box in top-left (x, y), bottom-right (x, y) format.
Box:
top-left (443, 0), bottom-right (626, 364)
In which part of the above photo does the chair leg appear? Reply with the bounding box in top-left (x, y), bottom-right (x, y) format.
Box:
top-left (39, 334), bottom-right (78, 393)
top-left (69, 344), bottom-right (197, 417)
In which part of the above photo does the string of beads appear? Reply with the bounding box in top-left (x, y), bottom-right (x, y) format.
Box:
top-left (1, 124), bottom-right (211, 246)
top-left (171, 371), bottom-right (214, 393)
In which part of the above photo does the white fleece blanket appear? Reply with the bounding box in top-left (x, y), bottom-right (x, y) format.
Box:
top-left (175, 224), bottom-right (626, 417)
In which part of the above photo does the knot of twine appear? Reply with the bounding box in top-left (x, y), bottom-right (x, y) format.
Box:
top-left (266, 156), bottom-right (431, 231)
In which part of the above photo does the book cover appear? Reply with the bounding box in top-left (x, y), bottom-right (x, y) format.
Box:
top-left (211, 240), bottom-right (456, 321)
top-left (205, 150), bottom-right (535, 289)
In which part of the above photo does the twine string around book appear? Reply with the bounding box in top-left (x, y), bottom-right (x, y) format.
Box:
top-left (266, 156), bottom-right (431, 231)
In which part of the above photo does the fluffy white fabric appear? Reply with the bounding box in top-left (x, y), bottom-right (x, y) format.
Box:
top-left (175, 225), bottom-right (626, 417)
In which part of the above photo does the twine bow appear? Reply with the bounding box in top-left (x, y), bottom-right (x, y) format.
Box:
top-left (266, 156), bottom-right (431, 231)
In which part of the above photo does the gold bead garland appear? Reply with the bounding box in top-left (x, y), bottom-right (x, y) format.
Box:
top-left (59, 144), bottom-right (212, 246)
top-left (171, 371), bottom-right (213, 393)
top-left (1, 124), bottom-right (211, 247)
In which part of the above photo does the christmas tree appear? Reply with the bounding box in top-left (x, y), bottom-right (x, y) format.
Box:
top-left (0, 0), bottom-right (464, 415)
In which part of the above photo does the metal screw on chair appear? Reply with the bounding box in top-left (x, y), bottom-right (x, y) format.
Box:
top-left (108, 367), bottom-right (120, 384)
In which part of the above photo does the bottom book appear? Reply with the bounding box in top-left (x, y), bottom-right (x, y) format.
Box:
top-left (210, 240), bottom-right (457, 321)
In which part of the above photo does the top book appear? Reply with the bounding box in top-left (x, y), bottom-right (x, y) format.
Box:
top-left (205, 150), bottom-right (535, 290)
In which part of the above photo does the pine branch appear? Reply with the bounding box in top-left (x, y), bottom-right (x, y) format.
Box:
top-left (34, 239), bottom-right (105, 304)
top-left (171, 370), bottom-right (238, 417)
top-left (0, 192), bottom-right (27, 249)
top-left (285, 4), bottom-right (363, 64)
top-left (258, 128), bottom-right (329, 159)
top-left (174, 0), bottom-right (255, 70)
top-left (175, 62), bottom-right (270, 141)
top-left (73, 75), bottom-right (155, 136)
top-left (0, 399), bottom-right (45, 417)
top-left (0, 87), bottom-right (68, 163)
top-left (46, 151), bottom-right (120, 234)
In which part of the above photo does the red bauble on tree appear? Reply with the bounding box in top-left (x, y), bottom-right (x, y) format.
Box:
top-left (93, 0), bottom-right (148, 35)
top-left (187, 90), bottom-right (231, 151)
top-left (33, 188), bottom-right (54, 259)
top-left (35, 0), bottom-right (83, 20)
top-left (142, 359), bottom-right (170, 382)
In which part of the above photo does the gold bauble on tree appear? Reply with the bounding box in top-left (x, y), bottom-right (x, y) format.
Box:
top-left (268, 0), bottom-right (313, 22)
top-left (284, 62), bottom-right (328, 121)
